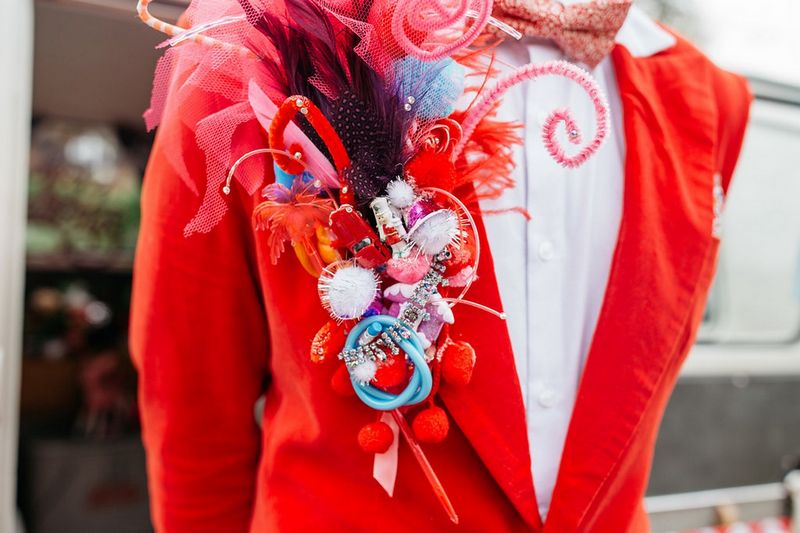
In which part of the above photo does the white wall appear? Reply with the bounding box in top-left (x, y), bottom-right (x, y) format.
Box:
top-left (0, 0), bottom-right (33, 531)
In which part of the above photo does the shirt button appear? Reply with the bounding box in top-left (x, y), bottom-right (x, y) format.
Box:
top-left (537, 240), bottom-right (556, 261)
top-left (537, 387), bottom-right (558, 408)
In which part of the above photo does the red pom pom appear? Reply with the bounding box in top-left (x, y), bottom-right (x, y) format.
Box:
top-left (358, 421), bottom-right (394, 453)
top-left (412, 406), bottom-right (450, 444)
top-left (330, 365), bottom-right (355, 397)
top-left (442, 235), bottom-right (477, 277)
top-left (372, 353), bottom-right (410, 390)
top-left (406, 151), bottom-right (456, 192)
top-left (441, 340), bottom-right (476, 386)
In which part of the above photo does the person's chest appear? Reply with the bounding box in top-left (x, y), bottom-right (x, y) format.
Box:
top-left (480, 37), bottom-right (625, 401)
top-left (479, 36), bottom-right (626, 516)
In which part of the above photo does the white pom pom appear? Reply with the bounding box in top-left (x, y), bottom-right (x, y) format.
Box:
top-left (408, 209), bottom-right (459, 256)
top-left (351, 359), bottom-right (377, 384)
top-left (318, 263), bottom-right (379, 320)
top-left (386, 180), bottom-right (416, 209)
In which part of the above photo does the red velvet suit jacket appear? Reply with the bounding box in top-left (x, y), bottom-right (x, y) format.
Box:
top-left (130, 33), bottom-right (751, 532)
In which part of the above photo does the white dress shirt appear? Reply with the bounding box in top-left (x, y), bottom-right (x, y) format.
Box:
top-left (480, 6), bottom-right (676, 519)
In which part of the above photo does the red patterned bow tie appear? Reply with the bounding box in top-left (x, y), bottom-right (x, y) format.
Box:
top-left (492, 0), bottom-right (633, 68)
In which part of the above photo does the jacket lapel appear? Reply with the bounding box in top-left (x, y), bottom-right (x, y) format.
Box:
top-left (543, 41), bottom-right (720, 531)
top-left (439, 209), bottom-right (542, 530)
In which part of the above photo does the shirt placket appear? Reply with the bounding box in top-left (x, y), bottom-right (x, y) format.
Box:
top-left (525, 42), bottom-right (570, 517)
top-left (525, 50), bottom-right (568, 423)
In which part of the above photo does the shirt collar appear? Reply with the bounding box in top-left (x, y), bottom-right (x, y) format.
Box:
top-left (614, 5), bottom-right (677, 57)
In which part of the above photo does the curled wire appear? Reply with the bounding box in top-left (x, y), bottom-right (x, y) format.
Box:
top-left (137, 0), bottom-right (255, 58)
top-left (455, 60), bottom-right (610, 168)
top-left (161, 14), bottom-right (247, 48)
top-left (391, 0), bottom-right (493, 62)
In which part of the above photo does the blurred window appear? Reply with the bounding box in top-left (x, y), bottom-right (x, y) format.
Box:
top-left (638, 0), bottom-right (800, 345)
top-left (699, 97), bottom-right (800, 344)
top-left (638, 0), bottom-right (800, 87)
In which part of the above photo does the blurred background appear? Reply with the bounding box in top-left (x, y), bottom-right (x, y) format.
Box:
top-left (0, 0), bottom-right (798, 532)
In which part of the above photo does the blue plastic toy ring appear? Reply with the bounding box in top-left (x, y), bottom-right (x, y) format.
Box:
top-left (344, 315), bottom-right (432, 411)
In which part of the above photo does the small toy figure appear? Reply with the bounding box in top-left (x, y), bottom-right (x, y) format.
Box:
top-left (370, 196), bottom-right (412, 257)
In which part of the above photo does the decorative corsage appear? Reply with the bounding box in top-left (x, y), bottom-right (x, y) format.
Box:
top-left (139, 0), bottom-right (609, 522)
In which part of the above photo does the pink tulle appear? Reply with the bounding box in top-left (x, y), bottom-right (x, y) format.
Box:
top-left (189, 102), bottom-right (267, 236)
top-left (390, 0), bottom-right (492, 62)
top-left (143, 0), bottom-right (283, 235)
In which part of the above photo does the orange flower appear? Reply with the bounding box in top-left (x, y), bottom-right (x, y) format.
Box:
top-left (253, 181), bottom-right (336, 265)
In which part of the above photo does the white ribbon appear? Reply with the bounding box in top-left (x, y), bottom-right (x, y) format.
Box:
top-left (372, 412), bottom-right (400, 496)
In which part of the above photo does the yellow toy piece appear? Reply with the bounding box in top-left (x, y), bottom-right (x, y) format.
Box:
top-left (292, 226), bottom-right (342, 277)
top-left (316, 225), bottom-right (341, 264)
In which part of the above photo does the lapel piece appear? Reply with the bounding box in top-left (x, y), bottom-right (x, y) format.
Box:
top-left (544, 40), bottom-right (720, 531)
top-left (439, 209), bottom-right (542, 530)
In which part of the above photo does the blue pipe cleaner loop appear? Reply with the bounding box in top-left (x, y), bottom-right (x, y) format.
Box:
top-left (344, 315), bottom-right (432, 410)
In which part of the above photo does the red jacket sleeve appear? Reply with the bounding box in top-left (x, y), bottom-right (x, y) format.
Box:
top-left (713, 68), bottom-right (753, 193)
top-left (130, 102), bottom-right (269, 531)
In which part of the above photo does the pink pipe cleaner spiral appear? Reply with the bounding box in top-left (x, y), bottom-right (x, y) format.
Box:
top-left (391, 0), bottom-right (493, 62)
top-left (455, 60), bottom-right (609, 168)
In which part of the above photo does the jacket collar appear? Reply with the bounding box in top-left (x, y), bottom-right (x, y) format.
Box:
top-left (543, 36), bottom-right (720, 531)
top-left (443, 28), bottom-right (721, 531)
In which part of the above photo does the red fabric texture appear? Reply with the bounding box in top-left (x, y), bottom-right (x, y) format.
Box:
top-left (130, 32), bottom-right (752, 532)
